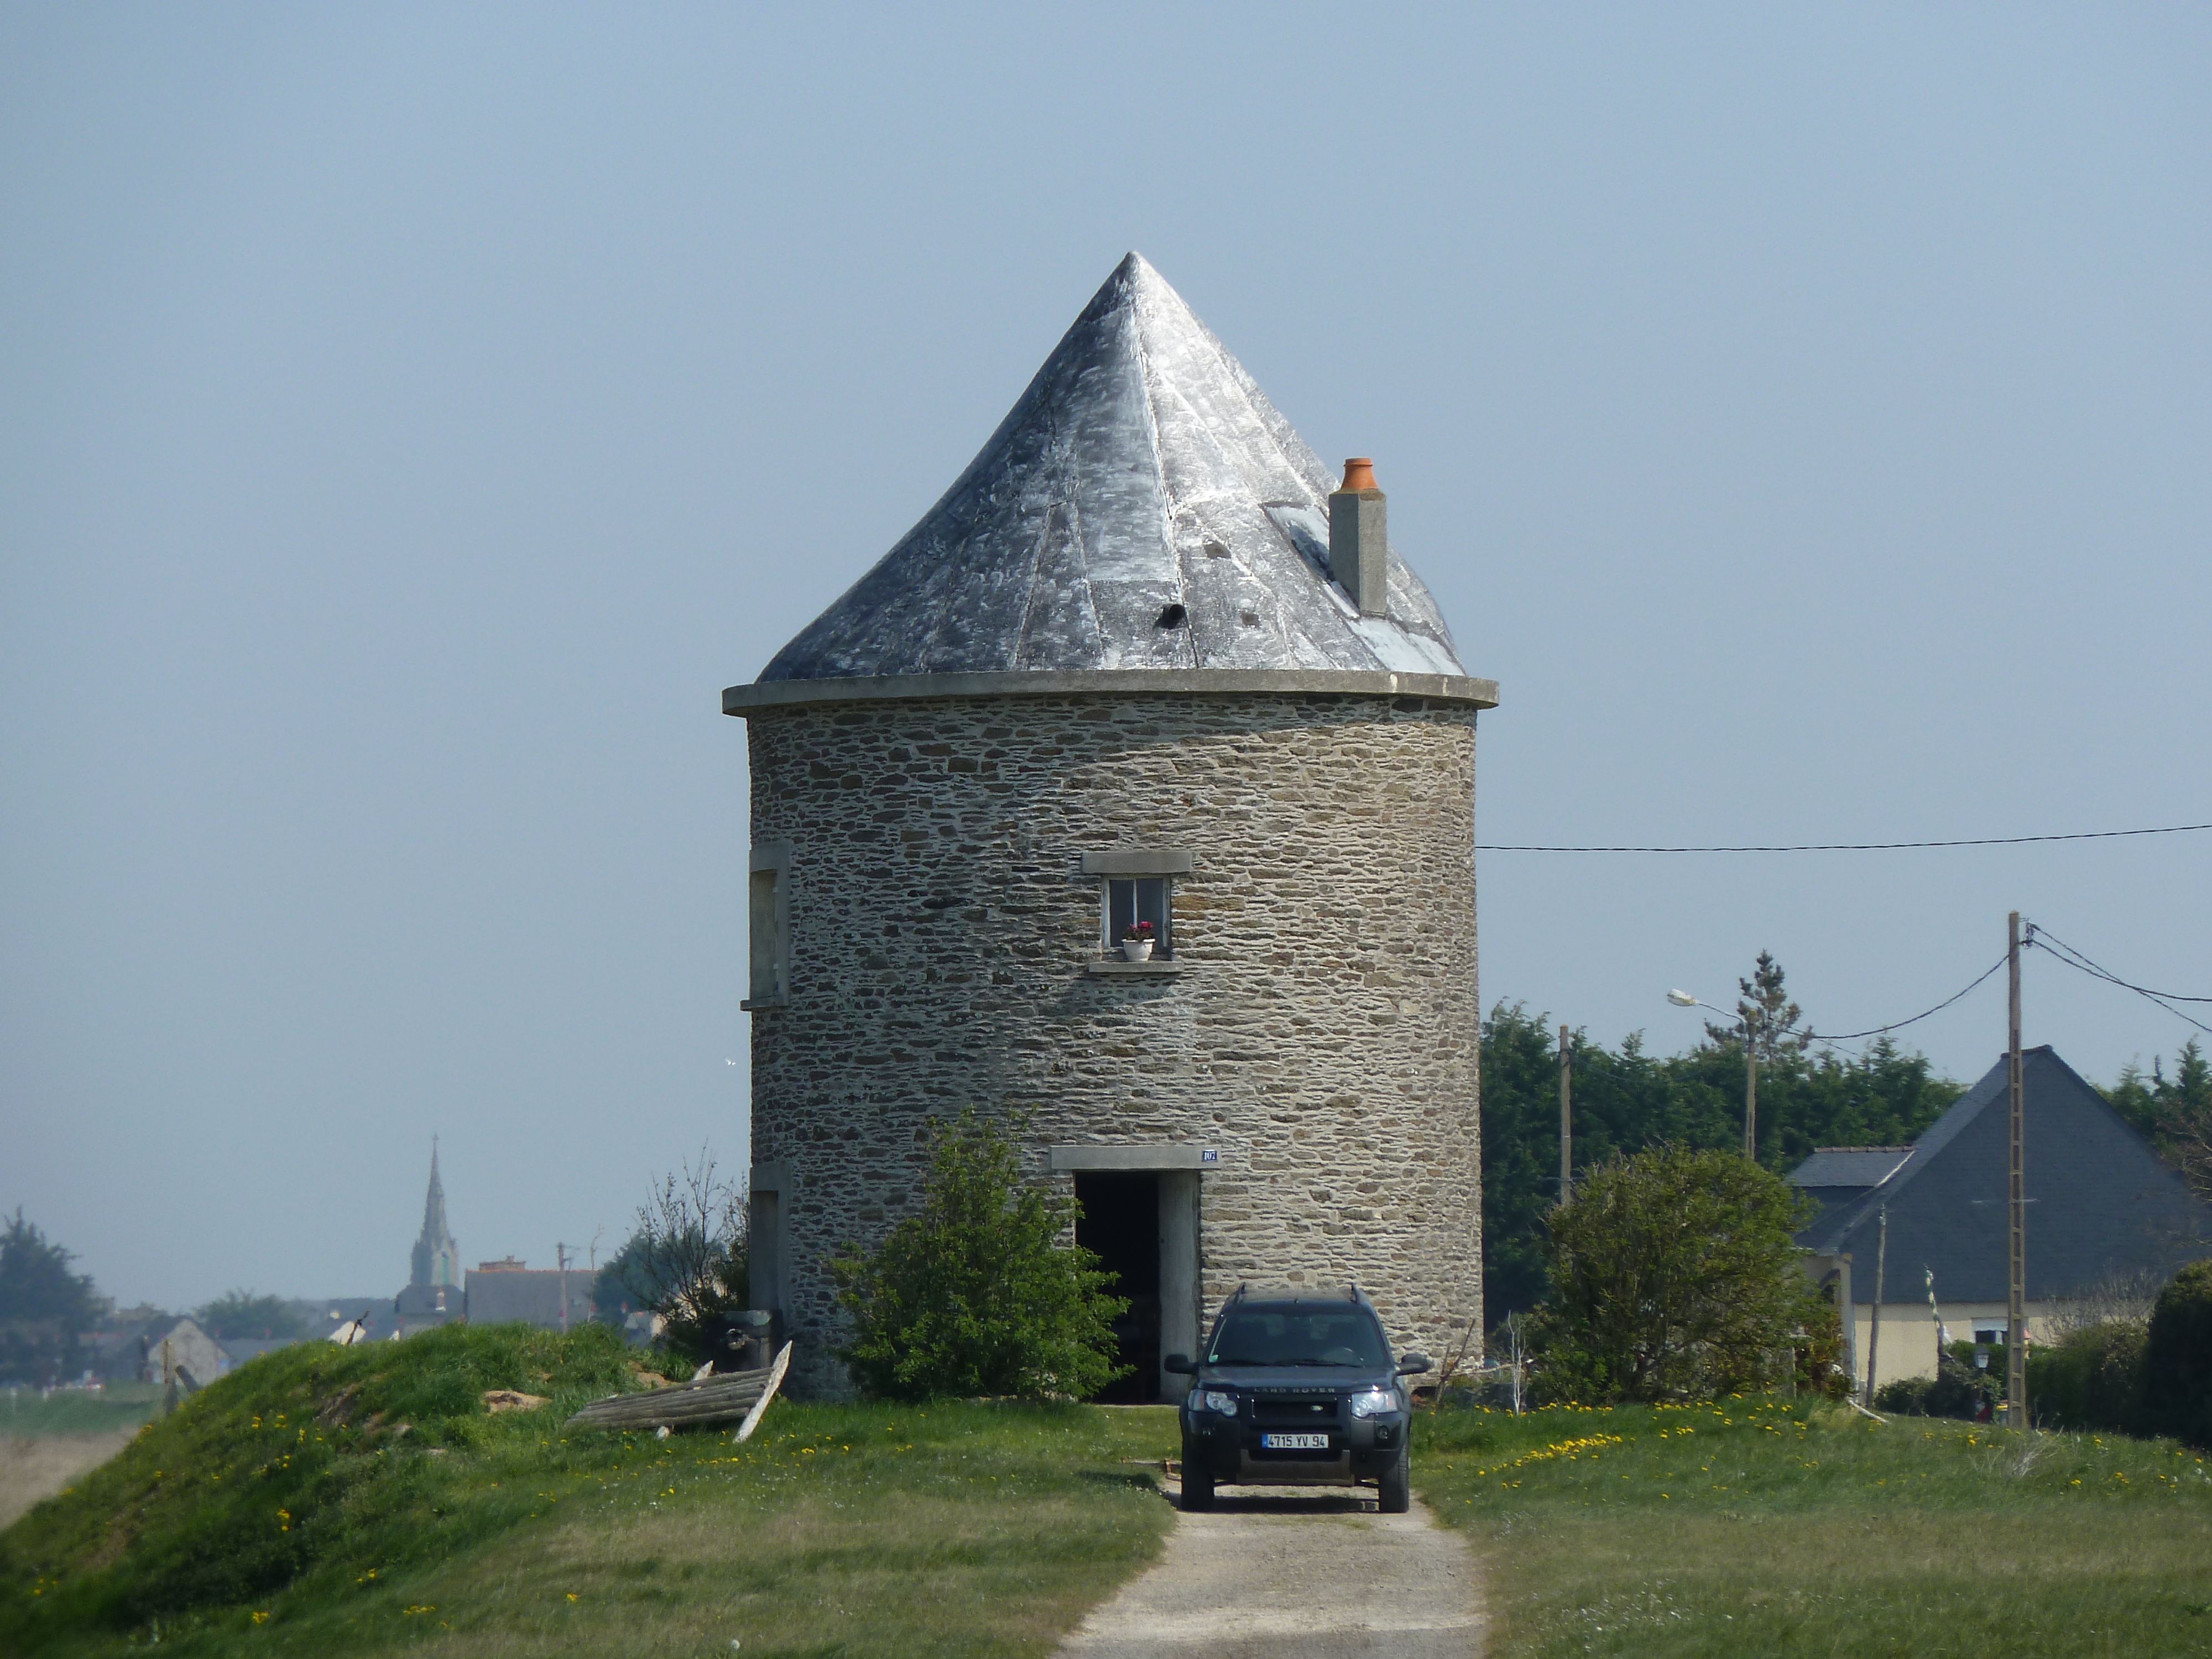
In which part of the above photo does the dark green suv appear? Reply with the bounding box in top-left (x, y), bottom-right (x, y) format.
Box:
top-left (1167, 1286), bottom-right (1430, 1513)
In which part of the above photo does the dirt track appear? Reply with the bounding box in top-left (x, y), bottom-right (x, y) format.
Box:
top-left (1058, 1481), bottom-right (1485, 1658)
top-left (1, 1432), bottom-right (135, 1529)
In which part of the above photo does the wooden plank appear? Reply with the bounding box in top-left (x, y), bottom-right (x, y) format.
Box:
top-left (732, 1342), bottom-right (792, 1443)
top-left (562, 1362), bottom-right (776, 1432)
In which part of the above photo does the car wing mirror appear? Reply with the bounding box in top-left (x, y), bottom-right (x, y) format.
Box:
top-left (1162, 1353), bottom-right (1196, 1375)
top-left (1395, 1352), bottom-right (1433, 1375)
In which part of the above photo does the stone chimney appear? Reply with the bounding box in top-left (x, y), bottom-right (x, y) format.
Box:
top-left (1328, 457), bottom-right (1386, 616)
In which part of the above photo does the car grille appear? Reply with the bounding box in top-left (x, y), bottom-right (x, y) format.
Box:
top-left (1248, 1393), bottom-right (1342, 1430)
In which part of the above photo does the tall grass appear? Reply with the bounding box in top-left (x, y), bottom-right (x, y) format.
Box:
top-left (1416, 1396), bottom-right (2212, 1657)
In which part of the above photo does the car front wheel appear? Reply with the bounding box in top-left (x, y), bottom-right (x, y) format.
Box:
top-left (1377, 1444), bottom-right (1410, 1514)
top-left (1180, 1447), bottom-right (1215, 1511)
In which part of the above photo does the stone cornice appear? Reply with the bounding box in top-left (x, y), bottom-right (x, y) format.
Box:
top-left (723, 668), bottom-right (1500, 716)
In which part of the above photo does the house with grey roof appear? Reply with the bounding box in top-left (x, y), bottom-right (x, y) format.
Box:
top-left (726, 253), bottom-right (1497, 1398)
top-left (463, 1260), bottom-right (593, 1331)
top-left (1794, 1046), bottom-right (2212, 1391)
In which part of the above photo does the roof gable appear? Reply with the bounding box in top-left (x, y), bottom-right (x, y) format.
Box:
top-left (759, 254), bottom-right (1468, 684)
top-left (1798, 1046), bottom-right (2212, 1302)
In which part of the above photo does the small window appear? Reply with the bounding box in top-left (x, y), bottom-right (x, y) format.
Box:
top-left (747, 843), bottom-right (791, 1006)
top-left (1105, 876), bottom-right (1172, 956)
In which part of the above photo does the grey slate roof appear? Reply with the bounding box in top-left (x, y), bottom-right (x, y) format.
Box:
top-left (1792, 1147), bottom-right (1916, 1191)
top-left (759, 254), bottom-right (1468, 684)
top-left (1791, 1146), bottom-right (1918, 1237)
top-left (1794, 1047), bottom-right (2212, 1303)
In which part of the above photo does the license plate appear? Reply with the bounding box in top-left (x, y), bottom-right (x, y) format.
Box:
top-left (1260, 1432), bottom-right (1331, 1451)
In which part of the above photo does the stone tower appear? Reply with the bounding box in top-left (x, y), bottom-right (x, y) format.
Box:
top-left (726, 254), bottom-right (1498, 1397)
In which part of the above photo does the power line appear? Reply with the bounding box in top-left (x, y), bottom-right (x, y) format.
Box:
top-left (2026, 923), bottom-right (2212, 1038)
top-left (1475, 821), bottom-right (2212, 853)
top-left (1798, 956), bottom-right (2010, 1046)
top-left (2026, 924), bottom-right (2212, 1003)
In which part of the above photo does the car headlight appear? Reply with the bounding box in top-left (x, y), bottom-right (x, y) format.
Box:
top-left (1195, 1389), bottom-right (1239, 1416)
top-left (1348, 1386), bottom-right (1400, 1419)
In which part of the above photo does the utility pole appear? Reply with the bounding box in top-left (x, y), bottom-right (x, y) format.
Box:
top-left (1744, 1009), bottom-right (1760, 1161)
top-left (2006, 910), bottom-right (2027, 1428)
top-left (557, 1243), bottom-right (572, 1335)
top-left (1558, 1024), bottom-right (1572, 1198)
top-left (1864, 1201), bottom-right (1888, 1401)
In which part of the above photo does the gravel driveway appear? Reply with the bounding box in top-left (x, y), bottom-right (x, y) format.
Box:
top-left (1058, 1481), bottom-right (1485, 1658)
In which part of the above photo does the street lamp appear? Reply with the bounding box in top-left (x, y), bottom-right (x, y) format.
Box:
top-left (1667, 989), bottom-right (1761, 1161)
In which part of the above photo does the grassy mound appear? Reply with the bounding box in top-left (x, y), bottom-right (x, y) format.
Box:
top-left (2, 1328), bottom-right (1177, 1657)
top-left (1416, 1395), bottom-right (2212, 1657)
top-left (0, 1322), bottom-right (661, 1650)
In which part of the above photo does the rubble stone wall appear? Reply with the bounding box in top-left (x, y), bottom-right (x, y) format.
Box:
top-left (742, 689), bottom-right (1483, 1395)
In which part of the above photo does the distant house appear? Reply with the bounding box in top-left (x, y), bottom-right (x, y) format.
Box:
top-left (144, 1317), bottom-right (230, 1391)
top-left (464, 1259), bottom-right (593, 1332)
top-left (91, 1306), bottom-right (177, 1383)
top-left (1794, 1046), bottom-right (2212, 1390)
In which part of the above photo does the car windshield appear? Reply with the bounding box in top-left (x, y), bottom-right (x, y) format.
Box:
top-left (1206, 1310), bottom-right (1389, 1368)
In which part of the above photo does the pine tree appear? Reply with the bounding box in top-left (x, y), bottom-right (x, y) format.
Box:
top-left (0, 1211), bottom-right (106, 1384)
top-left (1705, 950), bottom-right (1804, 1063)
top-left (2109, 1040), bottom-right (2212, 1198)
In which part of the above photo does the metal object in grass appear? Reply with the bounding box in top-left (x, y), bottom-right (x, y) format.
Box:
top-left (564, 1342), bottom-right (792, 1436)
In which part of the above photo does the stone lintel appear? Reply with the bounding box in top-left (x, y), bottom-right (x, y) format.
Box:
top-left (1047, 1144), bottom-right (1217, 1172)
top-left (1081, 849), bottom-right (1194, 875)
top-left (723, 667), bottom-right (1499, 716)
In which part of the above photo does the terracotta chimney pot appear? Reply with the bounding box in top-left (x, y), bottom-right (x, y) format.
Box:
top-left (1328, 458), bottom-right (1387, 616)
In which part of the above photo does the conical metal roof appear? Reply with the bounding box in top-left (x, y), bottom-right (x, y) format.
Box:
top-left (754, 254), bottom-right (1470, 687)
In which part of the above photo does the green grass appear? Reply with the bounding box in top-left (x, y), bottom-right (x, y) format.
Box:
top-left (1416, 1395), bottom-right (2212, 1658)
top-left (2, 1386), bottom-right (161, 1438)
top-left (0, 1325), bottom-right (1178, 1657)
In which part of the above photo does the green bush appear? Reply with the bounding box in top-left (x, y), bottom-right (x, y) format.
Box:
top-left (2138, 1258), bottom-right (2212, 1447)
top-left (830, 1110), bottom-right (1127, 1401)
top-left (1530, 1145), bottom-right (1833, 1404)
top-left (2030, 1321), bottom-right (2145, 1433)
top-left (1876, 1346), bottom-right (2001, 1421)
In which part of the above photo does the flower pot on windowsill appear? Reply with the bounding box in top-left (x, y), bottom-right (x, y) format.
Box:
top-left (1120, 938), bottom-right (1155, 963)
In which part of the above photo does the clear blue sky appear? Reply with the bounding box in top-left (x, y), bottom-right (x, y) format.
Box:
top-left (5, 6), bottom-right (2209, 1311)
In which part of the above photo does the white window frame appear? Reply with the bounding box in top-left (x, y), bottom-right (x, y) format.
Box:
top-left (1081, 849), bottom-right (1193, 959)
top-left (1102, 875), bottom-right (1175, 956)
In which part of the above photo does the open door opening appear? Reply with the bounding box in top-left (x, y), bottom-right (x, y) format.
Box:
top-left (1074, 1172), bottom-right (1161, 1403)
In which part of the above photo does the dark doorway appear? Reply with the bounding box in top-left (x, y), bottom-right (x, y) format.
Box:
top-left (1074, 1172), bottom-right (1160, 1402)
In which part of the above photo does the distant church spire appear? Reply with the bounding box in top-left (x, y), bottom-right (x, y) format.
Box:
top-left (410, 1138), bottom-right (460, 1289)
